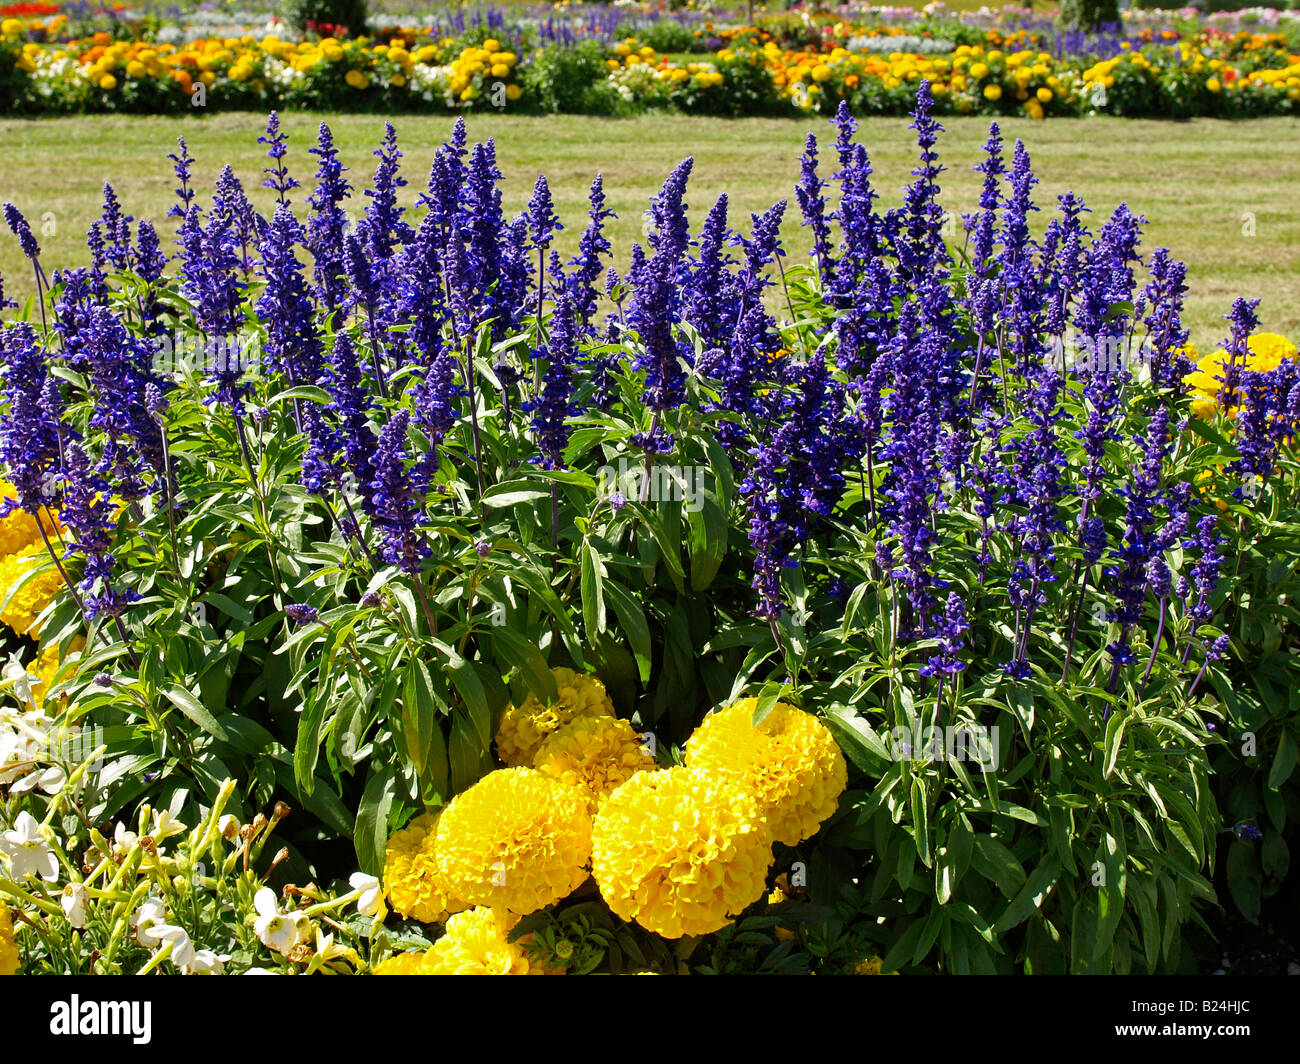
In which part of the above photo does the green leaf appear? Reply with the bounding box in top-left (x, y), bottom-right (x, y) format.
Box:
top-left (822, 704), bottom-right (892, 771)
top-left (603, 581), bottom-right (652, 685)
top-left (401, 659), bottom-right (439, 779)
top-left (1225, 840), bottom-right (1262, 923)
top-left (971, 836), bottom-right (1027, 899)
top-left (354, 764), bottom-right (397, 875)
top-left (447, 657), bottom-right (491, 749)
top-left (1102, 708), bottom-right (1128, 779)
top-left (1267, 730), bottom-right (1297, 789)
top-left (480, 480), bottom-right (551, 508)
top-left (448, 712), bottom-right (487, 795)
top-left (910, 776), bottom-right (932, 868)
top-left (991, 855), bottom-right (1060, 935)
top-left (492, 627), bottom-right (556, 701)
top-left (161, 684), bottom-right (229, 742)
top-left (581, 540), bottom-right (606, 637)
top-left (687, 496), bottom-right (728, 592)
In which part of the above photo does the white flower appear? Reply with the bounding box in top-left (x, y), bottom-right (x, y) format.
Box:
top-left (0, 810), bottom-right (59, 881)
top-left (348, 872), bottom-right (383, 917)
top-left (112, 822), bottom-right (139, 857)
top-left (149, 809), bottom-right (186, 842)
top-left (182, 949), bottom-right (229, 975)
top-left (243, 967), bottom-right (278, 975)
top-left (132, 897), bottom-right (167, 946)
top-left (153, 924), bottom-right (196, 968)
top-left (2, 655), bottom-right (38, 706)
top-left (11, 765), bottom-right (66, 796)
top-left (61, 881), bottom-right (89, 928)
top-left (252, 887), bottom-right (311, 954)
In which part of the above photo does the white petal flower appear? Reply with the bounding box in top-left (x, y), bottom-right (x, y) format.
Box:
top-left (253, 887), bottom-right (311, 954)
top-left (149, 809), bottom-right (186, 842)
top-left (2, 655), bottom-right (38, 706)
top-left (0, 810), bottom-right (59, 881)
top-left (11, 765), bottom-right (66, 796)
top-left (153, 924), bottom-right (195, 969)
top-left (132, 897), bottom-right (167, 946)
top-left (348, 872), bottom-right (382, 917)
top-left (61, 881), bottom-right (89, 928)
top-left (113, 822), bottom-right (139, 857)
top-left (182, 949), bottom-right (229, 975)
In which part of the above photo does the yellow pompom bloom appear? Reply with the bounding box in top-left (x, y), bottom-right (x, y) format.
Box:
top-left (99, 74), bottom-right (117, 90)
top-left (0, 906), bottom-right (19, 975)
top-left (811, 64), bottom-right (831, 82)
top-left (0, 544), bottom-right (64, 638)
top-left (969, 61), bottom-right (989, 78)
top-left (383, 813), bottom-right (465, 924)
top-left (0, 484), bottom-right (58, 560)
top-left (434, 768), bottom-right (592, 914)
top-left (490, 63), bottom-right (509, 78)
top-left (505, 83), bottom-right (521, 101)
top-left (1036, 86), bottom-right (1053, 103)
top-left (1242, 332), bottom-right (1298, 372)
top-left (1182, 333), bottom-right (1297, 417)
top-left (345, 69), bottom-right (370, 90)
top-left (983, 83), bottom-right (1002, 101)
top-left (533, 715), bottom-right (656, 812)
top-left (422, 906), bottom-right (531, 974)
top-left (592, 766), bottom-right (773, 939)
top-left (494, 667), bottom-right (614, 766)
top-left (372, 949), bottom-right (432, 975)
top-left (1, 18), bottom-right (23, 37)
top-left (31, 636), bottom-right (85, 709)
top-left (685, 699), bottom-right (847, 847)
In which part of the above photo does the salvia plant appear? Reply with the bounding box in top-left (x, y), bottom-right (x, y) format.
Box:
top-left (1, 86), bottom-right (1297, 974)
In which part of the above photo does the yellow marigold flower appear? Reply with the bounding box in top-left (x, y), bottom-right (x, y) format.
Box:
top-left (422, 906), bottom-right (532, 975)
top-left (983, 83), bottom-right (1002, 101)
top-left (685, 698), bottom-right (847, 847)
top-left (383, 813), bottom-right (466, 924)
top-left (482, 38), bottom-right (501, 52)
top-left (505, 83), bottom-right (521, 101)
top-left (99, 74), bottom-right (117, 90)
top-left (434, 768), bottom-right (592, 914)
top-left (1183, 334), bottom-right (1297, 417)
top-left (1036, 86), bottom-right (1053, 103)
top-left (592, 766), bottom-right (773, 939)
top-left (125, 59), bottom-right (145, 78)
top-left (494, 666), bottom-right (614, 766)
top-left (372, 949), bottom-right (431, 975)
top-left (0, 906), bottom-right (19, 974)
top-left (1206, 77), bottom-right (1221, 93)
top-left (533, 714), bottom-right (656, 811)
top-left (969, 61), bottom-right (989, 78)
top-left (0, 484), bottom-right (58, 560)
top-left (852, 955), bottom-right (895, 975)
top-left (490, 63), bottom-right (509, 78)
top-left (31, 636), bottom-right (85, 709)
top-left (0, 544), bottom-right (64, 638)
top-left (1243, 332), bottom-right (1298, 372)
top-left (345, 69), bottom-right (370, 90)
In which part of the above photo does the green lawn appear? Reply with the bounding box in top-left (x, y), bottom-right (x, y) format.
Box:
top-left (1, 111), bottom-right (1297, 350)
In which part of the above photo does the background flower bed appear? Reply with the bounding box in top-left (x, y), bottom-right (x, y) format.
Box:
top-left (2, 2), bottom-right (1300, 117)
top-left (0, 79), bottom-right (1297, 973)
